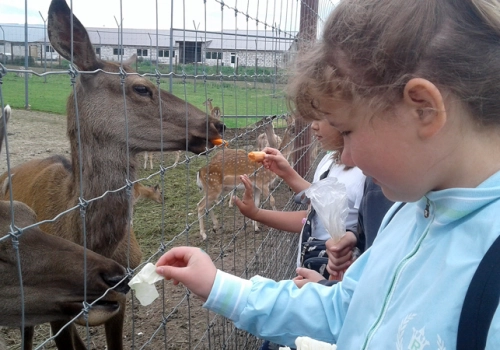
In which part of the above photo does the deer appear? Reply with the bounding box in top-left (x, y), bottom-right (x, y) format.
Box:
top-left (256, 115), bottom-right (282, 150)
top-left (133, 183), bottom-right (162, 205)
top-left (0, 1), bottom-right (224, 349)
top-left (0, 105), bottom-right (130, 348)
top-left (142, 150), bottom-right (181, 170)
top-left (196, 114), bottom-right (295, 240)
top-left (203, 98), bottom-right (222, 119)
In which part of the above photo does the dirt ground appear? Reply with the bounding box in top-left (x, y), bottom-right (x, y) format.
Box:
top-left (0, 109), bottom-right (70, 174)
top-left (0, 109), bottom-right (298, 350)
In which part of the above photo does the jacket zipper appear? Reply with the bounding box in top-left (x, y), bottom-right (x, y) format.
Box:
top-left (361, 197), bottom-right (433, 349)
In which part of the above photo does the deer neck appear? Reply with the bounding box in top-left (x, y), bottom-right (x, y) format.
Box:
top-left (67, 119), bottom-right (137, 258)
top-left (264, 124), bottom-right (278, 148)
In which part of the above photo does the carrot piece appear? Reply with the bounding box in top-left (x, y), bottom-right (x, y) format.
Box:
top-left (211, 138), bottom-right (228, 147)
top-left (248, 151), bottom-right (266, 162)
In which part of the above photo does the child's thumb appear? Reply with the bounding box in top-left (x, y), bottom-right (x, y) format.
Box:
top-left (156, 266), bottom-right (175, 279)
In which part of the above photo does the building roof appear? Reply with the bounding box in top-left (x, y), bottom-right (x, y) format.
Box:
top-left (0, 24), bottom-right (296, 52)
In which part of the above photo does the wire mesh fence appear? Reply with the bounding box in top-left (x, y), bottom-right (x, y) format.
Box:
top-left (0, 0), bottom-right (336, 349)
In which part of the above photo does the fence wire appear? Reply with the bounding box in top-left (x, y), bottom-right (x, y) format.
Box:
top-left (0, 0), bottom-right (336, 349)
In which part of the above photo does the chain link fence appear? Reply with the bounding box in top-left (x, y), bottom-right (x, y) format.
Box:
top-left (0, 0), bottom-right (336, 348)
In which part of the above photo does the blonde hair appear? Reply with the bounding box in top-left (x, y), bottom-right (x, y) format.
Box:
top-left (287, 0), bottom-right (500, 126)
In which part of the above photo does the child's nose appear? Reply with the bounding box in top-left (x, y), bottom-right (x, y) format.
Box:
top-left (341, 146), bottom-right (356, 168)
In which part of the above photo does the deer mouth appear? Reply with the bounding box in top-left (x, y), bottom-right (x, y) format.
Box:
top-left (188, 137), bottom-right (220, 154)
top-left (70, 299), bottom-right (121, 326)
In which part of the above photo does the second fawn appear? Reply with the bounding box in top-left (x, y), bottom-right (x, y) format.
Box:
top-left (196, 114), bottom-right (295, 240)
top-left (133, 183), bottom-right (163, 204)
top-left (203, 98), bottom-right (222, 119)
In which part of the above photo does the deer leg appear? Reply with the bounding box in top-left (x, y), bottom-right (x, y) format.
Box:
top-left (173, 150), bottom-right (181, 165)
top-left (228, 189), bottom-right (235, 208)
top-left (252, 187), bottom-right (262, 231)
top-left (149, 153), bottom-right (154, 170)
top-left (22, 326), bottom-right (34, 350)
top-left (270, 194), bottom-right (276, 210)
top-left (210, 209), bottom-right (220, 232)
top-left (143, 152), bottom-right (148, 170)
top-left (104, 296), bottom-right (126, 350)
top-left (50, 321), bottom-right (86, 350)
top-left (197, 196), bottom-right (208, 240)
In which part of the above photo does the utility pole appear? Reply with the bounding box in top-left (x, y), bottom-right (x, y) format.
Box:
top-left (193, 21), bottom-right (200, 92)
top-left (39, 11), bottom-right (47, 83)
top-left (293, 0), bottom-right (319, 177)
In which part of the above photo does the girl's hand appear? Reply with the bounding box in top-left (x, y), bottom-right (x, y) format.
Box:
top-left (261, 147), bottom-right (293, 178)
top-left (155, 247), bottom-right (216, 301)
top-left (293, 267), bottom-right (326, 288)
top-left (232, 174), bottom-right (260, 219)
top-left (325, 232), bottom-right (357, 277)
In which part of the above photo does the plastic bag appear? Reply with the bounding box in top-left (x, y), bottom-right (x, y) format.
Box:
top-left (304, 176), bottom-right (348, 242)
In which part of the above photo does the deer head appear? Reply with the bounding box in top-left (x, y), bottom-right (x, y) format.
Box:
top-left (48, 0), bottom-right (225, 156)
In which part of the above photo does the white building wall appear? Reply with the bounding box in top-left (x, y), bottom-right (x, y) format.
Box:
top-left (203, 49), bottom-right (286, 68)
top-left (96, 45), bottom-right (176, 64)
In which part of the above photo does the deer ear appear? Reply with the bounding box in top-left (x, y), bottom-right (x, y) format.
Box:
top-left (48, 0), bottom-right (100, 71)
top-left (123, 53), bottom-right (137, 66)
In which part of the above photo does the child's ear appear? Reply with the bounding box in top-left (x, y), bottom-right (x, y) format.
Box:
top-left (403, 78), bottom-right (447, 139)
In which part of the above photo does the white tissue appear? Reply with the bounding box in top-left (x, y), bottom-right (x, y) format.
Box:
top-left (279, 336), bottom-right (337, 350)
top-left (128, 263), bottom-right (164, 306)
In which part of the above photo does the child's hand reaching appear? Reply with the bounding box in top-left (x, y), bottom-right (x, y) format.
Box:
top-left (231, 174), bottom-right (260, 219)
top-left (155, 247), bottom-right (217, 301)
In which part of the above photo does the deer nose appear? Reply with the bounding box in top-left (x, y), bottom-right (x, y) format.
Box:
top-left (103, 273), bottom-right (131, 294)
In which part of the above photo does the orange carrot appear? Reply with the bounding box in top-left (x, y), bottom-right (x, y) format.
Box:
top-left (248, 151), bottom-right (266, 162)
top-left (212, 138), bottom-right (228, 147)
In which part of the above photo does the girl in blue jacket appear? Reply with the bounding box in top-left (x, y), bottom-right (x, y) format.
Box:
top-left (155, 0), bottom-right (500, 348)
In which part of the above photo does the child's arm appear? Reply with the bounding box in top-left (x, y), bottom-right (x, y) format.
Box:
top-left (232, 174), bottom-right (306, 233)
top-left (156, 246), bottom-right (354, 347)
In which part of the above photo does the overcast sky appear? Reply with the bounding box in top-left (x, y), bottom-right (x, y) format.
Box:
top-left (0, 0), bottom-right (303, 32)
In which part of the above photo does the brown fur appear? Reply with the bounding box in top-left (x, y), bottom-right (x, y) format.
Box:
top-left (0, 0), bottom-right (224, 349)
top-left (0, 106), bottom-right (128, 347)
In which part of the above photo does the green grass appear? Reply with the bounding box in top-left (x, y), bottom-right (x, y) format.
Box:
top-left (0, 66), bottom-right (289, 128)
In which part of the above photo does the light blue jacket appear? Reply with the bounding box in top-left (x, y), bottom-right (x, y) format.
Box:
top-left (204, 171), bottom-right (500, 349)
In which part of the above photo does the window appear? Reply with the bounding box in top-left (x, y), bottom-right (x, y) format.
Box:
top-left (113, 48), bottom-right (124, 55)
top-left (95, 47), bottom-right (101, 55)
top-left (159, 49), bottom-right (174, 58)
top-left (137, 49), bottom-right (148, 57)
top-left (45, 45), bottom-right (55, 52)
top-left (230, 52), bottom-right (236, 64)
top-left (205, 51), bottom-right (222, 59)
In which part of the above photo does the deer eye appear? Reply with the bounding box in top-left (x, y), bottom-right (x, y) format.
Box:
top-left (133, 85), bottom-right (152, 97)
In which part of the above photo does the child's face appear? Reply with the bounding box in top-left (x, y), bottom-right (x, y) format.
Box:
top-left (310, 119), bottom-right (343, 152)
top-left (318, 99), bottom-right (433, 202)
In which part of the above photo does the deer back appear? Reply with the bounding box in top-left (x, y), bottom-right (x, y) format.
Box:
top-left (198, 149), bottom-right (276, 194)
